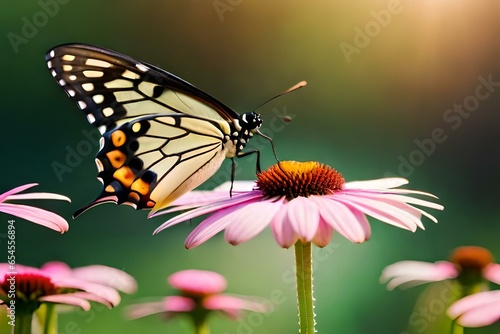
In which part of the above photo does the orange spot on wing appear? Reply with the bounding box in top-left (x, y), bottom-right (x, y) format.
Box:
top-left (105, 185), bottom-right (115, 193)
top-left (106, 150), bottom-right (127, 168)
top-left (128, 192), bottom-right (140, 202)
top-left (131, 179), bottom-right (150, 195)
top-left (111, 130), bottom-right (126, 147)
top-left (113, 166), bottom-right (135, 187)
top-left (146, 200), bottom-right (155, 208)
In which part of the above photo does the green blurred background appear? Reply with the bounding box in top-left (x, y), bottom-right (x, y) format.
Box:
top-left (1, 0), bottom-right (500, 333)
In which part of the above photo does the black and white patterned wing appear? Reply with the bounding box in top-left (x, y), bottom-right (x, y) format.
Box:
top-left (45, 44), bottom-right (241, 217)
top-left (74, 113), bottom-right (232, 217)
top-left (46, 43), bottom-right (239, 134)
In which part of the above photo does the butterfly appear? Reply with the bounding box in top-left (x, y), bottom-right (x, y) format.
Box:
top-left (46, 43), bottom-right (281, 218)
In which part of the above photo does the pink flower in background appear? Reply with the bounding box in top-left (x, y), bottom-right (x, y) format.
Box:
top-left (39, 261), bottom-right (138, 294)
top-left (380, 246), bottom-right (500, 290)
top-left (127, 269), bottom-right (267, 321)
top-left (153, 161), bottom-right (443, 248)
top-left (0, 183), bottom-right (70, 233)
top-left (381, 246), bottom-right (500, 330)
top-left (0, 262), bottom-right (136, 311)
top-left (448, 290), bottom-right (500, 327)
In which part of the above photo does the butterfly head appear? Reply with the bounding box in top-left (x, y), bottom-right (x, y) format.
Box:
top-left (240, 112), bottom-right (262, 132)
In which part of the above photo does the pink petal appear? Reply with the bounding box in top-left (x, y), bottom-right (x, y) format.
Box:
top-left (213, 181), bottom-right (257, 192)
top-left (6, 192), bottom-right (71, 202)
top-left (333, 194), bottom-right (419, 232)
top-left (365, 193), bottom-right (443, 211)
top-left (0, 183), bottom-right (39, 202)
top-left (71, 265), bottom-right (137, 294)
top-left (184, 205), bottom-right (246, 249)
top-left (344, 178), bottom-right (408, 190)
top-left (164, 296), bottom-right (196, 312)
top-left (168, 270), bottom-right (226, 295)
top-left (39, 294), bottom-right (91, 310)
top-left (65, 291), bottom-right (113, 308)
top-left (484, 264), bottom-right (500, 285)
top-left (0, 203), bottom-right (69, 233)
top-left (341, 193), bottom-right (425, 229)
top-left (54, 278), bottom-right (121, 306)
top-left (162, 181), bottom-right (255, 211)
top-left (0, 263), bottom-right (41, 277)
top-left (153, 192), bottom-right (262, 233)
top-left (126, 301), bottom-right (167, 319)
top-left (311, 196), bottom-right (369, 243)
top-left (40, 262), bottom-right (72, 278)
top-left (0, 264), bottom-right (44, 285)
top-left (448, 290), bottom-right (500, 327)
top-left (312, 219), bottom-right (333, 247)
top-left (349, 193), bottom-right (427, 229)
top-left (351, 207), bottom-right (372, 240)
top-left (204, 294), bottom-right (268, 318)
top-left (342, 181), bottom-right (441, 202)
top-left (225, 199), bottom-right (283, 245)
top-left (158, 182), bottom-right (258, 214)
top-left (285, 197), bottom-right (319, 243)
top-left (345, 192), bottom-right (443, 226)
top-left (271, 203), bottom-right (298, 248)
top-left (380, 261), bottom-right (457, 290)
top-left (159, 191), bottom-right (232, 213)
top-left (350, 188), bottom-right (439, 198)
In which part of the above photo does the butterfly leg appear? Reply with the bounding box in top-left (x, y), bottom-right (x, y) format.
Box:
top-left (237, 149), bottom-right (261, 173)
top-left (229, 158), bottom-right (236, 197)
top-left (229, 149), bottom-right (260, 197)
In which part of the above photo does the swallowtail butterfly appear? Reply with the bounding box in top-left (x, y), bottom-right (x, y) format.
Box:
top-left (46, 43), bottom-right (278, 218)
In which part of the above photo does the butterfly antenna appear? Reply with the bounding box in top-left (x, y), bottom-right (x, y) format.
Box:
top-left (253, 81), bottom-right (306, 167)
top-left (253, 80), bottom-right (307, 112)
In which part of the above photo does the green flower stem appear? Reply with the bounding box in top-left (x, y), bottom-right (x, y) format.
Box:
top-left (42, 304), bottom-right (57, 334)
top-left (294, 241), bottom-right (315, 334)
top-left (192, 314), bottom-right (210, 334)
top-left (450, 320), bottom-right (463, 334)
top-left (15, 306), bottom-right (34, 334)
top-left (194, 321), bottom-right (210, 334)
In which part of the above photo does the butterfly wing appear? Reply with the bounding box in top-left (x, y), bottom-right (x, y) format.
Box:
top-left (46, 44), bottom-right (238, 216)
top-left (73, 113), bottom-right (231, 217)
top-left (46, 43), bottom-right (239, 134)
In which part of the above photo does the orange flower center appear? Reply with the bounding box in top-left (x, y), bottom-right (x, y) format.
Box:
top-left (450, 246), bottom-right (493, 271)
top-left (256, 161), bottom-right (345, 200)
top-left (449, 246), bottom-right (493, 289)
